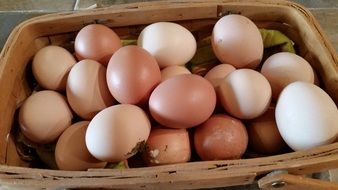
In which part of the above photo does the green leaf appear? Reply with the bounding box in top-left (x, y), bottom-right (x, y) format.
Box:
top-left (259, 28), bottom-right (295, 53)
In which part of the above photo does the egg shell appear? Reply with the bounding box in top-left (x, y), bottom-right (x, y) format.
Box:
top-left (19, 90), bottom-right (73, 144)
top-left (142, 127), bottom-right (191, 166)
top-left (194, 114), bottom-right (248, 161)
top-left (67, 59), bottom-right (115, 120)
top-left (55, 121), bottom-right (107, 171)
top-left (276, 82), bottom-right (338, 151)
top-left (204, 64), bottom-right (236, 88)
top-left (138, 22), bottom-right (197, 68)
top-left (247, 107), bottom-right (287, 154)
top-left (161, 65), bottom-right (191, 82)
top-left (261, 52), bottom-right (315, 100)
top-left (219, 69), bottom-right (272, 119)
top-left (74, 24), bottom-right (122, 65)
top-left (211, 15), bottom-right (263, 69)
top-left (85, 104), bottom-right (151, 162)
top-left (32, 45), bottom-right (76, 91)
top-left (106, 45), bottom-right (161, 105)
top-left (149, 74), bottom-right (216, 129)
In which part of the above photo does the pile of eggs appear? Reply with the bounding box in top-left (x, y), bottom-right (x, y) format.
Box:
top-left (18, 14), bottom-right (338, 171)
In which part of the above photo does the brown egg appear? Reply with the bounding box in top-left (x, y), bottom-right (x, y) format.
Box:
top-left (85, 104), bottom-right (151, 162)
top-left (74, 24), bottom-right (122, 65)
top-left (55, 121), bottom-right (107, 171)
top-left (149, 74), bottom-right (216, 129)
top-left (161, 65), bottom-right (191, 82)
top-left (32, 45), bottom-right (76, 91)
top-left (142, 127), bottom-right (191, 166)
top-left (204, 64), bottom-right (236, 88)
top-left (261, 52), bottom-right (314, 100)
top-left (67, 59), bottom-right (115, 120)
top-left (19, 90), bottom-right (73, 144)
top-left (219, 69), bottom-right (271, 119)
top-left (211, 15), bottom-right (263, 69)
top-left (247, 107), bottom-right (287, 155)
top-left (106, 45), bottom-right (161, 105)
top-left (194, 114), bottom-right (248, 161)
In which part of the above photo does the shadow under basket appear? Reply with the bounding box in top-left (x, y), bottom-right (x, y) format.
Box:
top-left (0, 0), bottom-right (337, 189)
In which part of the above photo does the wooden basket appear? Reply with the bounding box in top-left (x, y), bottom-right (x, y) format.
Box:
top-left (0, 0), bottom-right (337, 189)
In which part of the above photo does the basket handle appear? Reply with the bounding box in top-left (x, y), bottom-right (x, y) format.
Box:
top-left (258, 172), bottom-right (338, 190)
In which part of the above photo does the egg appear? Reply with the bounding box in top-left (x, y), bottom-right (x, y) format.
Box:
top-left (55, 121), bottom-right (107, 171)
top-left (204, 64), bottom-right (236, 88)
top-left (261, 52), bottom-right (315, 100)
top-left (247, 107), bottom-right (287, 155)
top-left (74, 24), bottom-right (122, 65)
top-left (142, 127), bottom-right (191, 166)
top-left (67, 59), bottom-right (115, 120)
top-left (149, 74), bottom-right (216, 128)
top-left (219, 69), bottom-right (271, 119)
top-left (32, 45), bottom-right (76, 91)
top-left (85, 104), bottom-right (151, 162)
top-left (106, 45), bottom-right (161, 105)
top-left (276, 82), bottom-right (338, 151)
top-left (19, 90), bottom-right (73, 144)
top-left (211, 15), bottom-right (263, 69)
top-left (138, 22), bottom-right (197, 68)
top-left (194, 114), bottom-right (248, 161)
top-left (161, 65), bottom-right (191, 82)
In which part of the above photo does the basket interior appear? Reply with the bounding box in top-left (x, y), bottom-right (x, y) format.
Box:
top-left (0, 0), bottom-right (337, 177)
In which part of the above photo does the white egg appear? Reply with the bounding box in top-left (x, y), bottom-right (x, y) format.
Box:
top-left (137, 22), bottom-right (197, 68)
top-left (276, 81), bottom-right (338, 151)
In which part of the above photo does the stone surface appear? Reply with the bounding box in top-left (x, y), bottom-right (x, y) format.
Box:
top-left (0, 0), bottom-right (76, 11)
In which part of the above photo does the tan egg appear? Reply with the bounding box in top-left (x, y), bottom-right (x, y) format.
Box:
top-left (247, 107), bottom-right (287, 154)
top-left (219, 69), bottom-right (271, 119)
top-left (143, 127), bottom-right (190, 166)
top-left (204, 64), bottom-right (236, 88)
top-left (32, 46), bottom-right (76, 91)
top-left (106, 45), bottom-right (161, 105)
top-left (75, 24), bottom-right (122, 65)
top-left (261, 52), bottom-right (314, 101)
top-left (67, 59), bottom-right (115, 120)
top-left (55, 121), bottom-right (107, 171)
top-left (85, 104), bottom-right (151, 162)
top-left (211, 15), bottom-right (263, 69)
top-left (161, 65), bottom-right (191, 82)
top-left (19, 90), bottom-right (73, 144)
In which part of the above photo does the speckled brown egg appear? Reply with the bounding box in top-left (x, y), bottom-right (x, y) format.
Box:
top-left (194, 114), bottom-right (248, 161)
